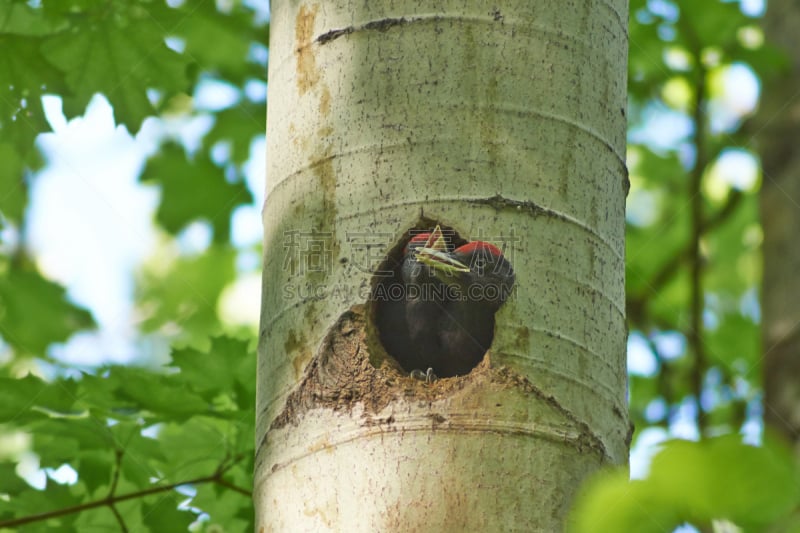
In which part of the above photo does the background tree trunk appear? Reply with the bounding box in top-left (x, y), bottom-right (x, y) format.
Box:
top-left (757, 0), bottom-right (800, 448)
top-left (256, 1), bottom-right (629, 530)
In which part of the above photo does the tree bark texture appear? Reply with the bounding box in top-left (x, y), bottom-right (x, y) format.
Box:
top-left (256, 1), bottom-right (629, 530)
top-left (757, 0), bottom-right (800, 448)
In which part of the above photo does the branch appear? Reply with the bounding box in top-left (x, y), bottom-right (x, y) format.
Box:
top-left (109, 503), bottom-right (129, 533)
top-left (0, 469), bottom-right (251, 529)
top-left (214, 477), bottom-right (253, 497)
top-left (108, 449), bottom-right (128, 532)
top-left (109, 449), bottom-right (123, 498)
top-left (689, 62), bottom-right (709, 436)
top-left (655, 190), bottom-right (742, 290)
top-left (627, 189), bottom-right (743, 314)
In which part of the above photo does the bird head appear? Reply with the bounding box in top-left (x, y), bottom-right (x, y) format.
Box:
top-left (416, 240), bottom-right (515, 308)
top-left (403, 225), bottom-right (448, 256)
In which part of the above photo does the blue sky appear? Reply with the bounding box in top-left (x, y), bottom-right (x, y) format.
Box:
top-left (26, 93), bottom-right (264, 367)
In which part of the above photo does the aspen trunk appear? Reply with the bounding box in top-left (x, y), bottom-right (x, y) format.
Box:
top-left (256, 2), bottom-right (629, 530)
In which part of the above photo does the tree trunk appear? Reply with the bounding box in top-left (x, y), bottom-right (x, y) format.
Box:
top-left (757, 0), bottom-right (800, 447)
top-left (256, 2), bottom-right (629, 530)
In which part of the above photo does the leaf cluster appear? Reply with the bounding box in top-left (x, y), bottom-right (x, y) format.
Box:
top-left (574, 1), bottom-right (800, 530)
top-left (0, 0), bottom-right (266, 530)
top-left (569, 436), bottom-right (800, 532)
top-left (625, 0), bottom-right (774, 438)
top-left (0, 336), bottom-right (256, 531)
top-left (0, 0), bottom-right (266, 233)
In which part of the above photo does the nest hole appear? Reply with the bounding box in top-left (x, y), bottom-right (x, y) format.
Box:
top-left (368, 221), bottom-right (499, 379)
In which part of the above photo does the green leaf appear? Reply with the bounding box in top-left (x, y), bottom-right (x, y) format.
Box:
top-left (41, 4), bottom-right (191, 131)
top-left (158, 0), bottom-right (268, 81)
top-left (0, 35), bottom-right (63, 153)
top-left (677, 0), bottom-right (747, 51)
top-left (570, 437), bottom-right (800, 532)
top-left (705, 312), bottom-right (759, 369)
top-left (0, 374), bottom-right (79, 423)
top-left (0, 1), bottom-right (66, 36)
top-left (157, 418), bottom-right (227, 480)
top-left (40, 416), bottom-right (109, 450)
top-left (0, 462), bottom-right (29, 496)
top-left (568, 469), bottom-right (681, 533)
top-left (0, 142), bottom-right (27, 223)
top-left (191, 485), bottom-right (252, 531)
top-left (111, 367), bottom-right (210, 421)
top-left (107, 422), bottom-right (164, 488)
top-left (205, 103), bottom-right (266, 163)
top-left (136, 245), bottom-right (237, 339)
top-left (142, 498), bottom-right (196, 533)
top-left (170, 336), bottom-right (250, 395)
top-left (1, 479), bottom-right (84, 529)
top-left (140, 143), bottom-right (252, 240)
top-left (32, 418), bottom-right (109, 467)
top-left (650, 436), bottom-right (800, 527)
top-left (737, 44), bottom-right (790, 81)
top-left (40, 0), bottom-right (107, 15)
top-left (626, 147), bottom-right (692, 305)
top-left (75, 450), bottom-right (112, 494)
top-left (0, 266), bottom-right (95, 354)
top-left (629, 147), bottom-right (687, 190)
top-left (174, 2), bottom-right (254, 78)
top-left (705, 194), bottom-right (760, 295)
top-left (72, 499), bottom-right (144, 533)
top-left (75, 371), bottom-right (122, 416)
top-left (628, 18), bottom-right (670, 100)
top-left (628, 374), bottom-right (661, 425)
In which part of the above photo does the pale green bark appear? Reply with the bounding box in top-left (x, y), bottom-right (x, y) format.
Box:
top-left (257, 1), bottom-right (629, 530)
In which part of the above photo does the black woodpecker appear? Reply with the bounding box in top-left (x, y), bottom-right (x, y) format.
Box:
top-left (376, 228), bottom-right (449, 380)
top-left (416, 240), bottom-right (515, 377)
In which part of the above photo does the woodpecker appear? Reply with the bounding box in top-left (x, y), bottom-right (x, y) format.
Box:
top-left (400, 228), bottom-right (451, 379)
top-left (376, 229), bottom-right (514, 380)
top-left (416, 240), bottom-right (515, 377)
top-left (375, 229), bottom-right (449, 378)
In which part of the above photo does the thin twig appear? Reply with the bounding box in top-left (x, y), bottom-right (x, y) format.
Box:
top-left (109, 449), bottom-right (123, 498)
top-left (109, 503), bottom-right (129, 533)
top-left (215, 477), bottom-right (253, 497)
top-left (627, 189), bottom-right (743, 312)
top-left (689, 62), bottom-right (709, 437)
top-left (0, 470), bottom-right (251, 529)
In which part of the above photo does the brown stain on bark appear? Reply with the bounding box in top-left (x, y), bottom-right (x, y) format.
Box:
top-left (284, 329), bottom-right (303, 353)
top-left (309, 148), bottom-right (338, 253)
top-left (313, 150), bottom-right (336, 214)
top-left (286, 329), bottom-right (312, 379)
top-left (513, 325), bottom-right (530, 352)
top-left (295, 4), bottom-right (320, 94)
top-left (320, 86), bottom-right (331, 117)
top-left (294, 5), bottom-right (336, 238)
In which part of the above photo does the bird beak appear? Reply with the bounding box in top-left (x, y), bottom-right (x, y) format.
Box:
top-left (415, 248), bottom-right (470, 274)
top-left (422, 225), bottom-right (447, 251)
